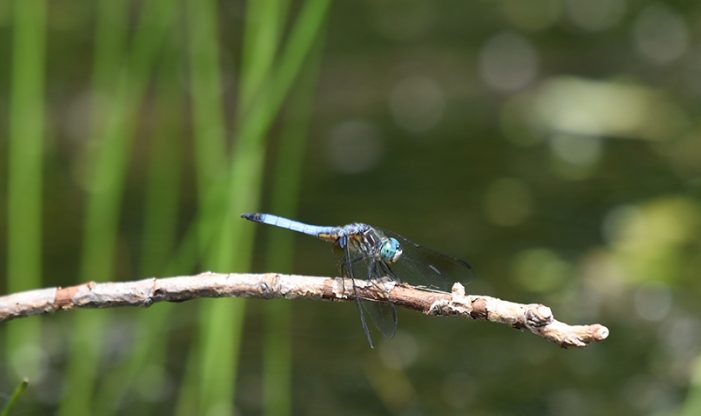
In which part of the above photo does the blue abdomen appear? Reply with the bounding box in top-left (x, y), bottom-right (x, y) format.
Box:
top-left (241, 213), bottom-right (338, 240)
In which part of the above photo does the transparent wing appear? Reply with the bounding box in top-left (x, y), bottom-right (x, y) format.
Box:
top-left (359, 260), bottom-right (397, 338)
top-left (338, 242), bottom-right (397, 347)
top-left (380, 229), bottom-right (473, 292)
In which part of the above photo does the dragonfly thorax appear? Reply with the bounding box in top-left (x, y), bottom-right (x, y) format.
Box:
top-left (342, 224), bottom-right (402, 264)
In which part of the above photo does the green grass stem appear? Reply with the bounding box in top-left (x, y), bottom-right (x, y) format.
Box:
top-left (0, 378), bottom-right (29, 416)
top-left (94, 42), bottom-right (184, 415)
top-left (172, 0), bottom-right (230, 414)
top-left (58, 1), bottom-right (176, 414)
top-left (184, 0), bottom-right (330, 413)
top-left (6, 0), bottom-right (46, 382)
top-left (262, 34), bottom-right (325, 416)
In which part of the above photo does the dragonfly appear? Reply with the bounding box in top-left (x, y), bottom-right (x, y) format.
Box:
top-left (241, 212), bottom-right (472, 348)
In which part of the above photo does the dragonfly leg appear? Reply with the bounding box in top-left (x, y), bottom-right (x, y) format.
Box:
top-left (368, 261), bottom-right (388, 293)
top-left (343, 245), bottom-right (374, 349)
top-left (339, 255), bottom-right (367, 293)
top-left (337, 236), bottom-right (351, 292)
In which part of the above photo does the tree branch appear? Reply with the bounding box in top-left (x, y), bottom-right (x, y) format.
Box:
top-left (0, 272), bottom-right (608, 348)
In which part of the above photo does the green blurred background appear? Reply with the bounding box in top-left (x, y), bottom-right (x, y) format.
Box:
top-left (2, 0), bottom-right (701, 414)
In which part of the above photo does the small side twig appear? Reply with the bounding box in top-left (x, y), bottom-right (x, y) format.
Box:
top-left (0, 272), bottom-right (608, 348)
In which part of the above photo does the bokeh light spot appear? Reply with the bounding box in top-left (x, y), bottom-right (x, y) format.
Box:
top-left (634, 282), bottom-right (672, 322)
top-left (512, 248), bottom-right (571, 292)
top-left (379, 331), bottom-right (419, 370)
top-left (564, 0), bottom-right (626, 32)
top-left (389, 76), bottom-right (446, 133)
top-left (10, 342), bottom-right (47, 381)
top-left (603, 197), bottom-right (701, 283)
top-left (326, 120), bottom-right (384, 174)
top-left (479, 32), bottom-right (539, 92)
top-left (633, 4), bottom-right (688, 65)
top-left (529, 77), bottom-right (688, 142)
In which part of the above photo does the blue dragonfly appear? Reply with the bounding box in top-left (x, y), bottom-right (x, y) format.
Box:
top-left (241, 212), bottom-right (472, 348)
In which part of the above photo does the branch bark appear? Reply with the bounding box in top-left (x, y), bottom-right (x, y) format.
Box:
top-left (0, 272), bottom-right (608, 348)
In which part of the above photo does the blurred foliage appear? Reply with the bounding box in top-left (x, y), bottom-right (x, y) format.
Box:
top-left (2, 0), bottom-right (701, 415)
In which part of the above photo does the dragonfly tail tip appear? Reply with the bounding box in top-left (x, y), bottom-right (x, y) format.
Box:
top-left (241, 212), bottom-right (256, 220)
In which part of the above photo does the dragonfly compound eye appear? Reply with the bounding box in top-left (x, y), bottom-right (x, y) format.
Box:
top-left (380, 238), bottom-right (403, 263)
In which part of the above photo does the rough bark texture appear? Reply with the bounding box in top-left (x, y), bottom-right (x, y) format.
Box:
top-left (0, 272), bottom-right (608, 348)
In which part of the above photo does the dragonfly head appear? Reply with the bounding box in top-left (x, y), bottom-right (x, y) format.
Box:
top-left (380, 237), bottom-right (402, 264)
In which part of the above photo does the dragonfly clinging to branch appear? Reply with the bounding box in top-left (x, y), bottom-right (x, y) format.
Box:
top-left (241, 212), bottom-right (473, 348)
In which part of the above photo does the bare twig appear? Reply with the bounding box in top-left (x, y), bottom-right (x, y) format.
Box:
top-left (0, 272), bottom-right (608, 348)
